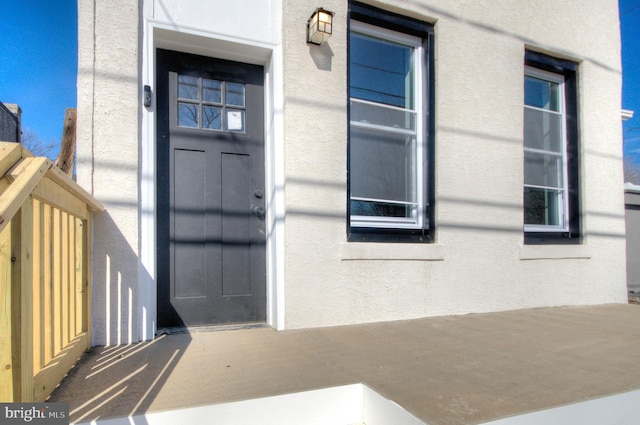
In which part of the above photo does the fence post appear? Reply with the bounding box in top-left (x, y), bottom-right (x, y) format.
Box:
top-left (0, 216), bottom-right (13, 400)
top-left (10, 200), bottom-right (35, 401)
top-left (55, 108), bottom-right (77, 176)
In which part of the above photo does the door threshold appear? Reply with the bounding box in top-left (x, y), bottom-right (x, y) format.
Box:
top-left (156, 322), bottom-right (268, 336)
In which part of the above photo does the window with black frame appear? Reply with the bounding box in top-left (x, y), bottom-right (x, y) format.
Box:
top-left (523, 50), bottom-right (580, 244)
top-left (348, 2), bottom-right (434, 242)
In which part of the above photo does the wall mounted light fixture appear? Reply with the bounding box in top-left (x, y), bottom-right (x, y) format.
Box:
top-left (307, 8), bottom-right (335, 45)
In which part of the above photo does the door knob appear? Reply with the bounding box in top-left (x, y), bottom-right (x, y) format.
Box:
top-left (254, 206), bottom-right (265, 219)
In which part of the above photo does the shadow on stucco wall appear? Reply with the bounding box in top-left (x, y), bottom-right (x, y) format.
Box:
top-left (91, 210), bottom-right (143, 346)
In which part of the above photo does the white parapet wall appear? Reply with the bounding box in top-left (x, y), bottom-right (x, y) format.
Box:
top-left (75, 384), bottom-right (426, 425)
top-left (74, 385), bottom-right (640, 425)
top-left (479, 389), bottom-right (640, 425)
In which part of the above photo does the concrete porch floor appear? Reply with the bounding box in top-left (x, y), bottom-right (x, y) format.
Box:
top-left (49, 304), bottom-right (640, 425)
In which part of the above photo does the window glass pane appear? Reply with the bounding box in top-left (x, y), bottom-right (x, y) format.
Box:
top-left (350, 33), bottom-right (413, 108)
top-left (524, 108), bottom-right (563, 152)
top-left (178, 75), bottom-right (199, 100)
top-left (350, 127), bottom-right (415, 203)
top-left (202, 106), bottom-right (222, 130)
top-left (524, 187), bottom-right (561, 226)
top-left (524, 151), bottom-right (562, 188)
top-left (226, 83), bottom-right (245, 107)
top-left (178, 103), bottom-right (199, 127)
top-left (525, 76), bottom-right (559, 111)
top-left (226, 109), bottom-right (245, 132)
top-left (350, 99), bottom-right (416, 131)
top-left (202, 79), bottom-right (222, 103)
top-left (351, 200), bottom-right (410, 218)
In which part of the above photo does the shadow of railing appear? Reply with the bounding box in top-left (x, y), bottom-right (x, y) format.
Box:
top-left (49, 332), bottom-right (191, 424)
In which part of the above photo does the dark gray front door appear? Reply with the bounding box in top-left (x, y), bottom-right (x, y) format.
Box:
top-left (156, 49), bottom-right (266, 328)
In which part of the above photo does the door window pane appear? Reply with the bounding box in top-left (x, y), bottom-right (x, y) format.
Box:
top-left (226, 110), bottom-right (245, 132)
top-left (226, 83), bottom-right (245, 107)
top-left (178, 75), bottom-right (199, 100)
top-left (178, 103), bottom-right (199, 128)
top-left (203, 79), bottom-right (222, 103)
top-left (202, 106), bottom-right (222, 130)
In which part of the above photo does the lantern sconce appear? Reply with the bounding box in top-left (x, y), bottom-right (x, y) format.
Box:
top-left (307, 7), bottom-right (335, 45)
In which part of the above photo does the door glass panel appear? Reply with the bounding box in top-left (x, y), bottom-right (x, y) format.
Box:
top-left (203, 79), bottom-right (222, 103)
top-left (178, 103), bottom-right (199, 128)
top-left (226, 83), bottom-right (245, 107)
top-left (177, 74), bottom-right (246, 133)
top-left (226, 110), bottom-right (245, 132)
top-left (178, 75), bottom-right (199, 100)
top-left (203, 106), bottom-right (223, 130)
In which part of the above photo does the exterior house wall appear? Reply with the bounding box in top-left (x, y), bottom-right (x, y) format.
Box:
top-left (77, 0), bottom-right (141, 344)
top-left (625, 184), bottom-right (640, 293)
top-left (78, 0), bottom-right (627, 345)
top-left (280, 0), bottom-right (627, 328)
top-left (0, 102), bottom-right (20, 143)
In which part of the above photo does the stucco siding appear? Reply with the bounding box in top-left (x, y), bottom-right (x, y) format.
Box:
top-left (280, 0), bottom-right (626, 329)
top-left (77, 0), bottom-right (140, 344)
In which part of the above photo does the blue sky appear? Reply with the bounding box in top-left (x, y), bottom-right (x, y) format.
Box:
top-left (621, 0), bottom-right (640, 164)
top-left (0, 0), bottom-right (77, 154)
top-left (0, 1), bottom-right (639, 162)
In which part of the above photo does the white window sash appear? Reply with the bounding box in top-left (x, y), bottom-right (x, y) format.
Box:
top-left (350, 20), bottom-right (425, 230)
top-left (524, 66), bottom-right (569, 232)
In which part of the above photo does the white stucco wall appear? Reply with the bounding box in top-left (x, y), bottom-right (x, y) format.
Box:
top-left (79, 0), bottom-right (627, 344)
top-left (279, 0), bottom-right (626, 329)
top-left (77, 0), bottom-right (141, 345)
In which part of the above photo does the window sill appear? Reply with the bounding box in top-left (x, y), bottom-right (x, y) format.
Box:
top-left (519, 244), bottom-right (592, 260)
top-left (340, 242), bottom-right (445, 261)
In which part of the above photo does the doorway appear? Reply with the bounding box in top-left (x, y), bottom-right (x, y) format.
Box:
top-left (156, 49), bottom-right (266, 328)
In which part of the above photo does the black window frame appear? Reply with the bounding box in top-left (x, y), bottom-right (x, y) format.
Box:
top-left (347, 1), bottom-right (435, 243)
top-left (524, 50), bottom-right (581, 245)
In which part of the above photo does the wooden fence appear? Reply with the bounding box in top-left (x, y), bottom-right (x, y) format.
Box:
top-left (0, 142), bottom-right (103, 402)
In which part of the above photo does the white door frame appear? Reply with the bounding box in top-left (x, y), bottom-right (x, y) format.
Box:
top-left (138, 22), bottom-right (285, 340)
